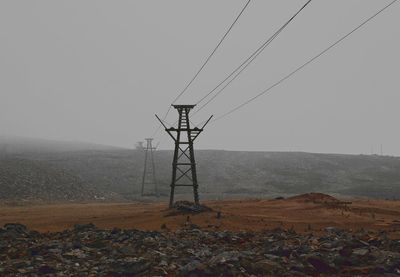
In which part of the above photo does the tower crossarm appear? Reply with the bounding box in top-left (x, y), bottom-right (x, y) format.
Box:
top-left (155, 114), bottom-right (177, 141)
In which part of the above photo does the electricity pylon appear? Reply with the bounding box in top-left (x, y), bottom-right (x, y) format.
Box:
top-left (156, 105), bottom-right (212, 207)
top-left (141, 138), bottom-right (158, 197)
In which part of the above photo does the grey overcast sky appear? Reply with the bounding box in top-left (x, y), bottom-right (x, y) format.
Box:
top-left (0, 0), bottom-right (399, 155)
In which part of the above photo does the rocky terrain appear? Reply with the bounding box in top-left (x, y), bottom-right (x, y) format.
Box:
top-left (1, 195), bottom-right (400, 276)
top-left (1, 221), bottom-right (400, 276)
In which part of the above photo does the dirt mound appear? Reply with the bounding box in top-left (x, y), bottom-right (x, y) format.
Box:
top-left (287, 193), bottom-right (339, 203)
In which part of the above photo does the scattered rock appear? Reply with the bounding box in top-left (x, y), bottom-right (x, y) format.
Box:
top-left (38, 265), bottom-right (55, 274)
top-left (1, 223), bottom-right (29, 238)
top-left (160, 223), bottom-right (168, 230)
top-left (74, 223), bottom-right (96, 232)
top-left (172, 201), bottom-right (212, 213)
top-left (1, 223), bottom-right (398, 276)
top-left (307, 256), bottom-right (337, 274)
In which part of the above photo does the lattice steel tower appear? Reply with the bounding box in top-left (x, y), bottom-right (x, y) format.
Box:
top-left (156, 105), bottom-right (212, 207)
top-left (141, 138), bottom-right (158, 197)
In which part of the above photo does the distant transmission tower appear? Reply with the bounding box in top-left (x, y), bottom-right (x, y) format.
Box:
top-left (135, 141), bottom-right (144, 150)
top-left (156, 105), bottom-right (212, 207)
top-left (141, 138), bottom-right (158, 197)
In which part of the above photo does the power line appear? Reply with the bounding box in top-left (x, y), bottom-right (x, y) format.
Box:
top-left (211, 0), bottom-right (398, 124)
top-left (152, 0), bottom-right (252, 137)
top-left (193, 0), bottom-right (312, 116)
top-left (172, 0), bottom-right (252, 104)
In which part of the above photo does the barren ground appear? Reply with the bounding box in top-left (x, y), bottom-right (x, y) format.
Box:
top-left (1, 194), bottom-right (400, 237)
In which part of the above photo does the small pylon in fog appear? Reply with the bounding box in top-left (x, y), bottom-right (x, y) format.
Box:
top-left (141, 138), bottom-right (158, 197)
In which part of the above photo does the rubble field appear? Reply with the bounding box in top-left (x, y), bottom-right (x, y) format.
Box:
top-left (1, 222), bottom-right (400, 276)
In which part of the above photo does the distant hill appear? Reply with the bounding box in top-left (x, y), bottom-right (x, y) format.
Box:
top-left (0, 137), bottom-right (121, 202)
top-left (1, 137), bottom-right (400, 202)
top-left (0, 136), bottom-right (121, 155)
top-left (194, 151), bottom-right (400, 199)
top-left (0, 158), bottom-right (109, 202)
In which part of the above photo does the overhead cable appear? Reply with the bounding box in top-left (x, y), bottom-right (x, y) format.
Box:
top-left (152, 0), bottom-right (252, 137)
top-left (194, 0), bottom-right (312, 115)
top-left (211, 0), bottom-right (398, 124)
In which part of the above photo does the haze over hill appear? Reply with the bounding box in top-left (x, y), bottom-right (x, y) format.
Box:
top-left (1, 137), bottom-right (399, 203)
top-left (0, 136), bottom-right (122, 155)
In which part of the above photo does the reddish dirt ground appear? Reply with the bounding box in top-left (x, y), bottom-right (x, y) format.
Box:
top-left (1, 193), bottom-right (400, 237)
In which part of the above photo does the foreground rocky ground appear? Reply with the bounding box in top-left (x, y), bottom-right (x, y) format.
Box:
top-left (1, 221), bottom-right (400, 276)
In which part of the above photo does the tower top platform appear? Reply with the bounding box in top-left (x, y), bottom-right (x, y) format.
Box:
top-left (172, 104), bottom-right (196, 109)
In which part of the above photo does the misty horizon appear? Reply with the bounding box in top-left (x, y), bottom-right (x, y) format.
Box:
top-left (0, 134), bottom-right (397, 158)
